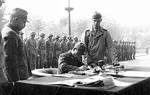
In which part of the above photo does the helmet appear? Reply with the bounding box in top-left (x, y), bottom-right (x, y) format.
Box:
top-left (30, 32), bottom-right (36, 36)
top-left (48, 34), bottom-right (53, 38)
top-left (40, 33), bottom-right (45, 37)
top-left (56, 35), bottom-right (60, 39)
top-left (92, 11), bottom-right (102, 20)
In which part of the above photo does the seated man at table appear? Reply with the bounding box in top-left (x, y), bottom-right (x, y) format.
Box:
top-left (58, 42), bottom-right (88, 73)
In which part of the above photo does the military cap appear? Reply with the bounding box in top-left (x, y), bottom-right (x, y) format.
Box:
top-left (92, 11), bottom-right (102, 20)
top-left (30, 32), bottom-right (36, 36)
top-left (10, 8), bottom-right (28, 19)
top-left (74, 42), bottom-right (86, 52)
top-left (40, 33), bottom-right (45, 37)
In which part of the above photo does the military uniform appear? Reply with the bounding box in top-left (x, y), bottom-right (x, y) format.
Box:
top-left (72, 37), bottom-right (78, 48)
top-left (53, 37), bottom-right (61, 68)
top-left (133, 42), bottom-right (136, 59)
top-left (66, 37), bottom-right (74, 51)
top-left (26, 37), bottom-right (37, 70)
top-left (81, 27), bottom-right (117, 65)
top-left (58, 50), bottom-right (83, 73)
top-left (46, 36), bottom-right (54, 68)
top-left (38, 37), bottom-right (47, 68)
top-left (60, 37), bottom-right (68, 53)
top-left (2, 26), bottom-right (29, 82)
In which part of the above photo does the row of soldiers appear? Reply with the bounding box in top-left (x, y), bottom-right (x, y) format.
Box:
top-left (114, 40), bottom-right (136, 61)
top-left (21, 32), bottom-right (79, 70)
top-left (20, 32), bottom-right (136, 70)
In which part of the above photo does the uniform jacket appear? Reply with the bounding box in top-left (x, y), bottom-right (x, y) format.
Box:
top-left (58, 50), bottom-right (84, 73)
top-left (60, 40), bottom-right (67, 53)
top-left (2, 26), bottom-right (29, 82)
top-left (46, 39), bottom-right (54, 52)
top-left (26, 38), bottom-right (37, 55)
top-left (81, 27), bottom-right (117, 65)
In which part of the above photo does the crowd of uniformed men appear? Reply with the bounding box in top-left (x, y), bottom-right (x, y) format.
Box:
top-left (114, 40), bottom-right (136, 61)
top-left (21, 32), bottom-right (79, 70)
top-left (20, 32), bottom-right (136, 71)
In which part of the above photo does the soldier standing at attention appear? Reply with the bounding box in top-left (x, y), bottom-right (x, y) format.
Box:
top-left (66, 36), bottom-right (74, 51)
top-left (46, 34), bottom-right (54, 68)
top-left (133, 41), bottom-right (136, 59)
top-left (53, 35), bottom-right (61, 68)
top-left (26, 32), bottom-right (37, 70)
top-left (60, 36), bottom-right (68, 53)
top-left (37, 33), bottom-right (47, 68)
top-left (72, 36), bottom-right (79, 48)
top-left (81, 12), bottom-right (117, 66)
top-left (2, 8), bottom-right (29, 82)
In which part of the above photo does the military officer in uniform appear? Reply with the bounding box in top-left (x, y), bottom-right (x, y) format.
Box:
top-left (26, 32), bottom-right (37, 70)
top-left (133, 41), bottom-right (136, 59)
top-left (60, 36), bottom-right (68, 53)
top-left (72, 36), bottom-right (79, 48)
top-left (53, 35), bottom-right (61, 68)
top-left (66, 36), bottom-right (74, 51)
top-left (46, 34), bottom-right (54, 68)
top-left (81, 12), bottom-right (117, 66)
top-left (58, 42), bottom-right (88, 73)
top-left (2, 8), bottom-right (29, 82)
top-left (37, 33), bottom-right (47, 68)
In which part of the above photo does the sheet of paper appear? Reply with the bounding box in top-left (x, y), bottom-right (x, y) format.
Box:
top-left (106, 71), bottom-right (150, 78)
top-left (113, 79), bottom-right (132, 86)
top-left (52, 74), bottom-right (75, 78)
top-left (47, 75), bottom-right (114, 87)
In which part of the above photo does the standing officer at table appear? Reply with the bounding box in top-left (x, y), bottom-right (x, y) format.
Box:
top-left (81, 12), bottom-right (117, 66)
top-left (2, 8), bottom-right (29, 82)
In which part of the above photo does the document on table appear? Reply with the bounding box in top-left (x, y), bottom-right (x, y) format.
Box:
top-left (47, 75), bottom-right (115, 87)
top-left (106, 71), bottom-right (150, 78)
top-left (52, 74), bottom-right (75, 78)
top-left (113, 79), bottom-right (132, 87)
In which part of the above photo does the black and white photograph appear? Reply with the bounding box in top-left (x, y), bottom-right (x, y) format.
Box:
top-left (0, 0), bottom-right (150, 95)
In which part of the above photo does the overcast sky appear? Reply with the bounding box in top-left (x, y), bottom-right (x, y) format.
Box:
top-left (4, 0), bottom-right (150, 27)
